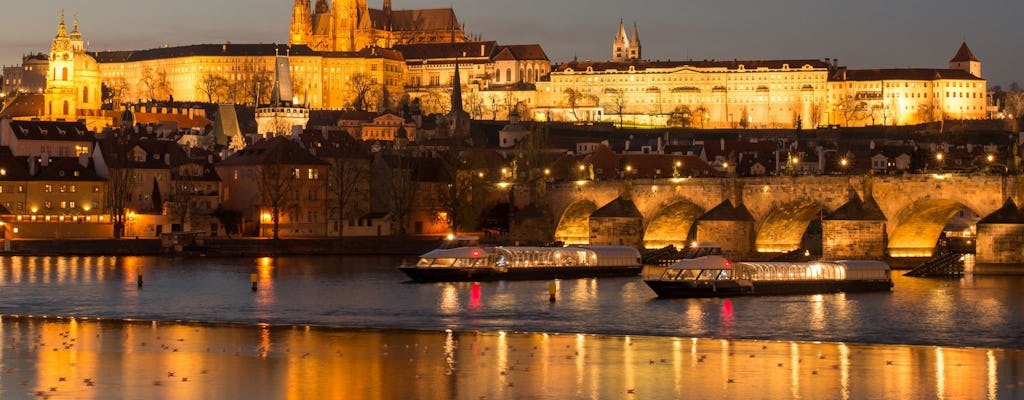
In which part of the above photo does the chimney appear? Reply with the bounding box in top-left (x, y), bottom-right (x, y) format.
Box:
top-left (480, 44), bottom-right (485, 57)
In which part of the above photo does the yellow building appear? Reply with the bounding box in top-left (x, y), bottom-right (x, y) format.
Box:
top-left (290, 0), bottom-right (468, 52)
top-left (535, 59), bottom-right (831, 128)
top-left (534, 42), bottom-right (987, 128)
top-left (96, 44), bottom-right (405, 111)
top-left (825, 43), bottom-right (987, 126)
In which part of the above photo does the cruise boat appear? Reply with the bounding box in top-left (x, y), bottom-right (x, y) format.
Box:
top-left (400, 240), bottom-right (642, 282)
top-left (643, 245), bottom-right (893, 298)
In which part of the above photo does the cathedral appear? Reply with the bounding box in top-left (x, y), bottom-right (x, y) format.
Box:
top-left (289, 0), bottom-right (468, 52)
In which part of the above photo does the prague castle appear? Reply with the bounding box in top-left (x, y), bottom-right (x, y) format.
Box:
top-left (0, 10), bottom-right (989, 131)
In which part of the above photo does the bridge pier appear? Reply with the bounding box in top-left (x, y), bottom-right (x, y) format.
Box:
top-left (975, 199), bottom-right (1024, 264)
top-left (822, 194), bottom-right (888, 260)
top-left (694, 200), bottom-right (755, 260)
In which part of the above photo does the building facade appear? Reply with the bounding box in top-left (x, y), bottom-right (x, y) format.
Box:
top-left (290, 0), bottom-right (468, 53)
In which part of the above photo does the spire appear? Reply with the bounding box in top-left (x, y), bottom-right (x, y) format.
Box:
top-left (631, 22), bottom-right (640, 47)
top-left (56, 9), bottom-right (68, 38)
top-left (615, 19), bottom-right (628, 45)
top-left (451, 58), bottom-right (463, 114)
top-left (290, 0), bottom-right (312, 46)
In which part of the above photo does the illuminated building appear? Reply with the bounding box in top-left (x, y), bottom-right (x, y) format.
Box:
top-left (95, 44), bottom-right (405, 111)
top-left (826, 43), bottom-right (987, 126)
top-left (532, 25), bottom-right (987, 128)
top-left (289, 0), bottom-right (469, 52)
top-left (398, 41), bottom-right (550, 118)
top-left (0, 12), bottom-right (104, 130)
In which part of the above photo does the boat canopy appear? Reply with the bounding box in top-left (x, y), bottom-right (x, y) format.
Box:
top-left (417, 245), bottom-right (641, 268)
top-left (732, 261), bottom-right (890, 281)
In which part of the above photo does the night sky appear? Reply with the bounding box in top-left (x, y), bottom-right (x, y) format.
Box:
top-left (2, 0), bottom-right (1021, 87)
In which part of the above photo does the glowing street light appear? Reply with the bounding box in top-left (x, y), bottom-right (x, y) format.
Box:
top-left (987, 154), bottom-right (995, 163)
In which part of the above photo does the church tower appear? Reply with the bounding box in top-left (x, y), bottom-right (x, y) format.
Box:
top-left (46, 10), bottom-right (76, 119)
top-left (290, 0), bottom-right (312, 46)
top-left (69, 14), bottom-right (84, 52)
top-left (612, 19), bottom-right (630, 62)
top-left (629, 22), bottom-right (641, 61)
top-left (949, 42), bottom-right (981, 78)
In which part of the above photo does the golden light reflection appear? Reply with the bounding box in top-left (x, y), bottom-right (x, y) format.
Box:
top-left (254, 258), bottom-right (276, 312)
top-left (840, 343), bottom-right (850, 400)
top-left (987, 350), bottom-right (997, 400)
top-left (790, 342), bottom-right (800, 399)
top-left (439, 284), bottom-right (459, 314)
top-left (809, 294), bottom-right (825, 331)
top-left (936, 347), bottom-right (945, 399)
top-left (0, 319), bottom-right (1018, 399)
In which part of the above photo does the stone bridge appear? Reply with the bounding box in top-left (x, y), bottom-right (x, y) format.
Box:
top-left (533, 174), bottom-right (1024, 262)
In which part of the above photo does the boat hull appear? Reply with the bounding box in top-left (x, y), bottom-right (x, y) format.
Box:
top-left (644, 279), bottom-right (892, 298)
top-left (400, 266), bottom-right (642, 282)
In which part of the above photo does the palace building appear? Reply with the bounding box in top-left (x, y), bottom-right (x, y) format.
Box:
top-left (289, 0), bottom-right (468, 52)
top-left (531, 25), bottom-right (988, 128)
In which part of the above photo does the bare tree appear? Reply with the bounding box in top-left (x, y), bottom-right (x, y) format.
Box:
top-left (604, 89), bottom-right (627, 128)
top-left (839, 95), bottom-right (870, 126)
top-left (388, 153), bottom-right (415, 236)
top-left (487, 94), bottom-right (503, 120)
top-left (167, 163), bottom-right (205, 232)
top-left (257, 152), bottom-right (299, 240)
top-left (464, 89), bottom-right (484, 119)
top-left (326, 156), bottom-right (368, 238)
top-left (425, 87), bottom-right (452, 115)
top-left (694, 104), bottom-right (709, 129)
top-left (197, 73), bottom-right (229, 103)
top-left (240, 69), bottom-right (274, 106)
top-left (348, 73), bottom-right (380, 111)
top-left (105, 129), bottom-right (134, 238)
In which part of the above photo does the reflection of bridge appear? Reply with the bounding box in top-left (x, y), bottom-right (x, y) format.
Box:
top-left (535, 174), bottom-right (1024, 263)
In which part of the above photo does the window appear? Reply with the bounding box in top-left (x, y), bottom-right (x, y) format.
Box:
top-left (70, 185), bottom-right (77, 193)
top-left (45, 201), bottom-right (52, 209)
top-left (44, 185), bottom-right (53, 193)
top-left (307, 168), bottom-right (319, 180)
top-left (59, 185), bottom-right (67, 193)
top-left (93, 186), bottom-right (100, 193)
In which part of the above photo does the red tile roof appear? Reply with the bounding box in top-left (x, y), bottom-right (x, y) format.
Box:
top-left (950, 42), bottom-right (979, 63)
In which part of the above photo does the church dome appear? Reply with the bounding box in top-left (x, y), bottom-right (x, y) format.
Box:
top-left (73, 52), bottom-right (99, 71)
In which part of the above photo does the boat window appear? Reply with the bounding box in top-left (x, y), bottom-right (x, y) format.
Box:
top-left (417, 258), bottom-right (432, 267)
top-left (432, 258), bottom-right (455, 267)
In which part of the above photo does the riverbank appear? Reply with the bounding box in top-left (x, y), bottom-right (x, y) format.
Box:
top-left (0, 237), bottom-right (443, 257)
top-left (1, 316), bottom-right (1020, 400)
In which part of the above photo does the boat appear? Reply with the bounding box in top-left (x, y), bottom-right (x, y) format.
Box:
top-left (400, 238), bottom-right (643, 282)
top-left (643, 244), bottom-right (893, 298)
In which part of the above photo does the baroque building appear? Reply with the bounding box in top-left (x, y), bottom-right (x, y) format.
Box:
top-left (0, 12), bottom-right (104, 130)
top-left (532, 39), bottom-right (987, 128)
top-left (289, 0), bottom-right (468, 52)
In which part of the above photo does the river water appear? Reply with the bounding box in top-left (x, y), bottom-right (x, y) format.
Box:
top-left (0, 255), bottom-right (1020, 348)
top-left (0, 255), bottom-right (1022, 399)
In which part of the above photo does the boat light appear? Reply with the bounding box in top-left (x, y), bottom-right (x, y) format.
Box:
top-left (471, 249), bottom-right (481, 258)
top-left (723, 259), bottom-right (731, 268)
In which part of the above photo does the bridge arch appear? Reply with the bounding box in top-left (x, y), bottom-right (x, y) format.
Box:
top-left (554, 200), bottom-right (597, 245)
top-left (755, 199), bottom-right (825, 253)
top-left (642, 199), bottom-right (704, 249)
top-left (888, 198), bottom-right (974, 257)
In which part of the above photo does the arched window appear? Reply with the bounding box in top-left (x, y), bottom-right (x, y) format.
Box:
top-left (61, 67), bottom-right (68, 81)
top-left (82, 86), bottom-right (89, 103)
top-left (506, 69), bottom-right (511, 82)
top-left (519, 69), bottom-right (524, 82)
top-left (62, 100), bottom-right (69, 115)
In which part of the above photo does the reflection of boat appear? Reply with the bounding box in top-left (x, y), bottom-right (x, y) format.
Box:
top-left (400, 241), bottom-right (642, 282)
top-left (643, 244), bottom-right (893, 298)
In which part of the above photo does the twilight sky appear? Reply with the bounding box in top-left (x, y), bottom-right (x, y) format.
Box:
top-left (2, 0), bottom-right (1022, 87)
